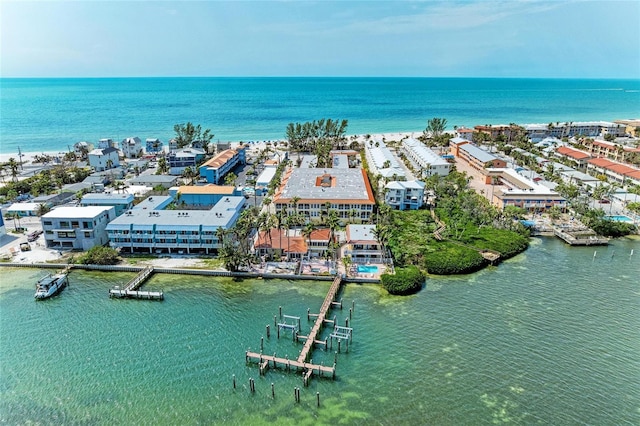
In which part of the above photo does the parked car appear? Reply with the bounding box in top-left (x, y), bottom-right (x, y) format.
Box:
top-left (27, 230), bottom-right (43, 242)
top-left (599, 199), bottom-right (610, 204)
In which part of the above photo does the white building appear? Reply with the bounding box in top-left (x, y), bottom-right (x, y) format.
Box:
top-left (88, 147), bottom-right (120, 172)
top-left (106, 195), bottom-right (245, 254)
top-left (364, 138), bottom-right (406, 181)
top-left (384, 180), bottom-right (426, 211)
top-left (42, 206), bottom-right (116, 250)
top-left (121, 137), bottom-right (143, 159)
top-left (80, 193), bottom-right (135, 216)
top-left (402, 138), bottom-right (451, 177)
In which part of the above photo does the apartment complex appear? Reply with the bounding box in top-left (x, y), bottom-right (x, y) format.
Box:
top-left (450, 138), bottom-right (507, 170)
top-left (106, 195), bottom-right (245, 254)
top-left (365, 139), bottom-right (406, 181)
top-left (273, 168), bottom-right (376, 223)
top-left (586, 158), bottom-right (640, 186)
top-left (402, 138), bottom-right (451, 177)
top-left (486, 168), bottom-right (566, 212)
top-left (80, 193), bottom-right (134, 216)
top-left (199, 147), bottom-right (247, 184)
top-left (168, 148), bottom-right (206, 175)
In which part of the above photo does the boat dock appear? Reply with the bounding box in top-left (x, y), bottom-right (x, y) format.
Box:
top-left (109, 266), bottom-right (164, 300)
top-left (553, 227), bottom-right (609, 246)
top-left (245, 275), bottom-right (347, 385)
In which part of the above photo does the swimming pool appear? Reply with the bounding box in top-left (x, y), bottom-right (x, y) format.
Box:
top-left (605, 215), bottom-right (633, 222)
top-left (357, 265), bottom-right (379, 273)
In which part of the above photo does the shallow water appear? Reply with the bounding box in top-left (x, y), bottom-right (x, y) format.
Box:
top-left (1, 237), bottom-right (639, 425)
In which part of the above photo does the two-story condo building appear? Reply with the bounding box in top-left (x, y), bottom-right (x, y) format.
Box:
top-left (486, 168), bottom-right (566, 212)
top-left (168, 148), bottom-right (206, 176)
top-left (42, 206), bottom-right (116, 250)
top-left (88, 147), bottom-right (120, 172)
top-left (554, 146), bottom-right (591, 169)
top-left (365, 139), bottom-right (406, 182)
top-left (73, 141), bottom-right (94, 158)
top-left (199, 147), bottom-right (247, 184)
top-left (80, 193), bottom-right (135, 216)
top-left (586, 158), bottom-right (640, 186)
top-left (384, 180), bottom-right (426, 211)
top-left (450, 139), bottom-right (507, 170)
top-left (106, 195), bottom-right (245, 255)
top-left (273, 168), bottom-right (376, 223)
top-left (403, 138), bottom-right (451, 177)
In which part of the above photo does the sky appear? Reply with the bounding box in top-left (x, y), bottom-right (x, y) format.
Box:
top-left (1, 0), bottom-right (639, 78)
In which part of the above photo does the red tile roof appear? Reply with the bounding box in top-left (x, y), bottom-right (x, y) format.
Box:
top-left (557, 146), bottom-right (590, 160)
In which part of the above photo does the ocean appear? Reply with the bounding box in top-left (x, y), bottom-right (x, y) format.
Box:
top-left (1, 77), bottom-right (639, 156)
top-left (1, 237), bottom-right (639, 425)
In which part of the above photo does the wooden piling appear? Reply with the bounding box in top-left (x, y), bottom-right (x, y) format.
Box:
top-left (266, 324), bottom-right (270, 338)
top-left (261, 336), bottom-right (264, 351)
top-left (271, 383), bottom-right (275, 398)
top-left (317, 392), bottom-right (320, 407)
top-left (233, 374), bottom-right (236, 389)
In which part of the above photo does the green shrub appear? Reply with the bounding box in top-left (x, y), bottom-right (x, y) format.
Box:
top-left (424, 243), bottom-right (486, 275)
top-left (381, 266), bottom-right (425, 295)
top-left (76, 246), bottom-right (121, 265)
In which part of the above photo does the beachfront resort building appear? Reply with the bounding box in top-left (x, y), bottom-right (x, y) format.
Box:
top-left (272, 167), bottom-right (376, 223)
top-left (384, 180), bottom-right (426, 211)
top-left (121, 137), bottom-right (143, 159)
top-left (167, 148), bottom-right (206, 176)
top-left (80, 193), bottom-right (134, 216)
top-left (365, 139), bottom-right (406, 182)
top-left (402, 138), bottom-right (451, 177)
top-left (343, 224), bottom-right (385, 264)
top-left (145, 138), bottom-right (163, 154)
top-left (450, 139), bottom-right (507, 170)
top-left (42, 206), bottom-right (116, 251)
top-left (88, 147), bottom-right (120, 172)
top-left (524, 121), bottom-right (626, 142)
top-left (485, 168), bottom-right (566, 212)
top-left (199, 147), bottom-right (247, 184)
top-left (106, 195), bottom-right (245, 254)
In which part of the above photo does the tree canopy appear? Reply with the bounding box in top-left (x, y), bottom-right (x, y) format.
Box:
top-left (174, 122), bottom-right (214, 150)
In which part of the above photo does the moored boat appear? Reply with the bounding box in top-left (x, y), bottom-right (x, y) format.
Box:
top-left (34, 273), bottom-right (68, 300)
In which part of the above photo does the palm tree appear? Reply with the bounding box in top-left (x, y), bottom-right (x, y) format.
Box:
top-left (36, 203), bottom-right (51, 216)
top-left (326, 209), bottom-right (340, 264)
top-left (182, 166), bottom-right (196, 185)
top-left (302, 222), bottom-right (315, 260)
top-left (7, 158), bottom-right (19, 182)
top-left (105, 159), bottom-right (114, 170)
top-left (157, 157), bottom-right (169, 174)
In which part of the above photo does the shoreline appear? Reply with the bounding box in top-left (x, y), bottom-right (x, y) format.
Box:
top-left (0, 131), bottom-right (422, 164)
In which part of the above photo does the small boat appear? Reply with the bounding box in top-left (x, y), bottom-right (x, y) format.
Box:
top-left (34, 272), bottom-right (68, 300)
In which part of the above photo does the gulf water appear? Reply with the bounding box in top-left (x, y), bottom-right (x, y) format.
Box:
top-left (1, 237), bottom-right (639, 425)
top-left (1, 77), bottom-right (639, 156)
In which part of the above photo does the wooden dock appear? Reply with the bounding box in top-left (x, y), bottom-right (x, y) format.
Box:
top-left (553, 227), bottom-right (609, 246)
top-left (298, 275), bottom-right (343, 363)
top-left (245, 275), bottom-right (345, 385)
top-left (245, 351), bottom-right (335, 381)
top-left (109, 267), bottom-right (163, 300)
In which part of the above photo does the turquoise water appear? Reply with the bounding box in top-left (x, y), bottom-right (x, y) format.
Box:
top-left (1, 77), bottom-right (639, 155)
top-left (606, 215), bottom-right (633, 222)
top-left (357, 265), bottom-right (379, 273)
top-left (1, 237), bottom-right (639, 424)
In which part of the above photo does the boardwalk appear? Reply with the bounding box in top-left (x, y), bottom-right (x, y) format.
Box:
top-left (553, 227), bottom-right (609, 246)
top-left (245, 351), bottom-right (335, 381)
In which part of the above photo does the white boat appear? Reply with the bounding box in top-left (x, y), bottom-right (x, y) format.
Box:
top-left (34, 273), bottom-right (68, 300)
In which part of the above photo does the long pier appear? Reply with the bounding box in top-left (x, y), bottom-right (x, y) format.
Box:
top-left (109, 266), bottom-right (164, 300)
top-left (298, 275), bottom-right (343, 363)
top-left (245, 275), bottom-right (345, 385)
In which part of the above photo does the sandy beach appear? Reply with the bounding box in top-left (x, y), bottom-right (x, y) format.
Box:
top-left (0, 131), bottom-right (424, 165)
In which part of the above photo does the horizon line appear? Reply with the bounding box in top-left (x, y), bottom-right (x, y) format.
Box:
top-left (2, 75), bottom-right (639, 81)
